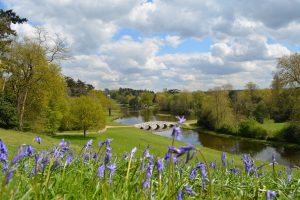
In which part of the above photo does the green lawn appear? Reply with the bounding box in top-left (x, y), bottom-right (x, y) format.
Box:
top-left (0, 127), bottom-right (250, 167)
top-left (258, 120), bottom-right (288, 135)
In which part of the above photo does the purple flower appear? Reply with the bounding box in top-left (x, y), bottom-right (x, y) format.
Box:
top-left (267, 190), bottom-right (276, 200)
top-left (172, 126), bottom-right (181, 140)
top-left (130, 147), bottom-right (137, 159)
top-left (66, 151), bottom-right (73, 165)
top-left (85, 139), bottom-right (93, 151)
top-left (177, 191), bottom-right (184, 200)
top-left (6, 169), bottom-right (15, 184)
top-left (185, 187), bottom-right (195, 195)
top-left (104, 146), bottom-right (112, 164)
top-left (143, 145), bottom-right (150, 158)
top-left (98, 165), bottom-right (105, 178)
top-left (221, 152), bottom-right (227, 166)
top-left (242, 154), bottom-right (255, 173)
top-left (176, 116), bottom-right (186, 125)
top-left (107, 163), bottom-right (117, 179)
top-left (58, 139), bottom-right (70, 153)
top-left (143, 156), bottom-right (154, 189)
top-left (209, 161), bottom-right (216, 169)
top-left (35, 136), bottom-right (41, 144)
top-left (25, 145), bottom-right (34, 156)
top-left (269, 153), bottom-right (278, 166)
top-left (190, 168), bottom-right (197, 180)
top-left (156, 159), bottom-right (164, 173)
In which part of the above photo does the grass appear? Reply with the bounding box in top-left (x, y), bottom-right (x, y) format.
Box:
top-left (258, 120), bottom-right (288, 135)
top-left (0, 127), bottom-right (247, 167)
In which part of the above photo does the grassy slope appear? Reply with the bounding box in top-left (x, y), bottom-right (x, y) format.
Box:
top-left (258, 120), bottom-right (288, 135)
top-left (0, 127), bottom-right (249, 168)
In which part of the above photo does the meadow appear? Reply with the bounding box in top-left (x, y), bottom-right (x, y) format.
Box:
top-left (0, 118), bottom-right (299, 200)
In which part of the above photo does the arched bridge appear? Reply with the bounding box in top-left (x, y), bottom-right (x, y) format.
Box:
top-left (134, 121), bottom-right (176, 131)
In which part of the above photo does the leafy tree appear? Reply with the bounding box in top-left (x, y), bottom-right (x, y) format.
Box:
top-left (276, 53), bottom-right (300, 87)
top-left (0, 9), bottom-right (27, 53)
top-left (70, 96), bottom-right (105, 138)
top-left (0, 95), bottom-right (17, 128)
top-left (140, 92), bottom-right (154, 109)
top-left (65, 76), bottom-right (94, 96)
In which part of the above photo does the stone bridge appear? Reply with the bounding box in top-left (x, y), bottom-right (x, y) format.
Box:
top-left (134, 121), bottom-right (176, 131)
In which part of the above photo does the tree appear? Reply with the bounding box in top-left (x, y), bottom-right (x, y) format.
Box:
top-left (0, 9), bottom-right (27, 54)
top-left (276, 53), bottom-right (300, 87)
top-left (70, 96), bottom-right (105, 138)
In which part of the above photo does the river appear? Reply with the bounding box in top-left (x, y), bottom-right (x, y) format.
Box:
top-left (114, 108), bottom-right (300, 165)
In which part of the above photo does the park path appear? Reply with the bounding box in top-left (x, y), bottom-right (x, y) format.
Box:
top-left (98, 125), bottom-right (132, 133)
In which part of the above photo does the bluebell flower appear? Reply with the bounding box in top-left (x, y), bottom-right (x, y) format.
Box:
top-left (143, 145), bottom-right (150, 158)
top-left (242, 154), bottom-right (255, 174)
top-left (143, 155), bottom-right (154, 189)
top-left (107, 163), bottom-right (117, 180)
top-left (156, 159), bottom-right (164, 173)
top-left (190, 168), bottom-right (197, 180)
top-left (177, 191), bottom-right (184, 200)
top-left (98, 165), bottom-right (105, 178)
top-left (6, 169), bottom-right (15, 184)
top-left (66, 151), bottom-right (73, 165)
top-left (176, 116), bottom-right (186, 125)
top-left (85, 139), bottom-right (93, 151)
top-left (0, 140), bottom-right (8, 170)
top-left (184, 187), bottom-right (195, 195)
top-left (172, 126), bottom-right (181, 140)
top-left (35, 136), bottom-right (41, 144)
top-left (267, 190), bottom-right (276, 200)
top-left (130, 147), bottom-right (137, 159)
top-left (209, 161), bottom-right (216, 169)
top-left (269, 153), bottom-right (278, 166)
top-left (221, 152), bottom-right (227, 166)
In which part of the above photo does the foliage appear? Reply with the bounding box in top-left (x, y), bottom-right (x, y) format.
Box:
top-left (0, 9), bottom-right (27, 53)
top-left (276, 53), bottom-right (300, 87)
top-left (65, 76), bottom-right (94, 96)
top-left (238, 118), bottom-right (268, 139)
top-left (0, 133), bottom-right (299, 199)
top-left (0, 95), bottom-right (17, 129)
top-left (69, 95), bottom-right (105, 137)
top-left (280, 122), bottom-right (300, 144)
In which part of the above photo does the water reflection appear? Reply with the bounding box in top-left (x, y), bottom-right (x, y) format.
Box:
top-left (115, 108), bottom-right (300, 165)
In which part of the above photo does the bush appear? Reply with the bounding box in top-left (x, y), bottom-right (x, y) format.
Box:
top-left (238, 118), bottom-right (268, 139)
top-left (216, 123), bottom-right (237, 135)
top-left (281, 122), bottom-right (300, 144)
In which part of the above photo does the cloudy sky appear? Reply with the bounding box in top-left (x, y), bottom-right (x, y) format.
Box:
top-left (1, 0), bottom-right (300, 91)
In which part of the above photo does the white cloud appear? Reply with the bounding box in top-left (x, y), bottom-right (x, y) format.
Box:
top-left (3, 0), bottom-right (300, 90)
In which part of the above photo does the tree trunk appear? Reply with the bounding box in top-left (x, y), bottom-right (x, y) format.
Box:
top-left (18, 88), bottom-right (28, 131)
top-left (84, 128), bottom-right (86, 138)
top-left (108, 107), bottom-right (111, 116)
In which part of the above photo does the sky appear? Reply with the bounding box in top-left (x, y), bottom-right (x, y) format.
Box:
top-left (1, 0), bottom-right (300, 91)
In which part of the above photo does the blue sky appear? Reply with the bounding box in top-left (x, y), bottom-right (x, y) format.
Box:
top-left (2, 0), bottom-right (300, 91)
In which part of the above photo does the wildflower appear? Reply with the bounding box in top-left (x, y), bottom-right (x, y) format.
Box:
top-left (143, 155), bottom-right (154, 189)
top-left (66, 151), bottom-right (73, 165)
top-left (122, 152), bottom-right (129, 161)
top-left (267, 190), bottom-right (276, 200)
top-left (172, 126), bottom-right (181, 140)
top-left (199, 163), bottom-right (209, 189)
top-left (104, 146), bottom-right (112, 164)
top-left (269, 153), bottom-right (278, 166)
top-left (85, 139), bottom-right (93, 151)
top-left (242, 154), bottom-right (255, 174)
top-left (156, 159), bottom-right (164, 173)
top-left (190, 168), bottom-right (197, 180)
top-left (58, 139), bottom-right (70, 153)
top-left (209, 161), bottom-right (216, 169)
top-left (6, 169), bottom-right (15, 184)
top-left (176, 116), bottom-right (186, 125)
top-left (25, 145), bottom-right (34, 156)
top-left (143, 145), bottom-right (150, 158)
top-left (179, 146), bottom-right (196, 163)
top-left (221, 152), bottom-right (227, 166)
top-left (130, 147), bottom-right (137, 159)
top-left (35, 136), bottom-right (41, 144)
top-left (98, 165), bottom-right (105, 178)
top-left (107, 163), bottom-right (117, 180)
top-left (177, 191), bottom-right (184, 200)
top-left (185, 187), bottom-right (195, 195)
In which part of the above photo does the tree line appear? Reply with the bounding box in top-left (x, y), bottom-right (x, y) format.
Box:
top-left (0, 9), bottom-right (109, 137)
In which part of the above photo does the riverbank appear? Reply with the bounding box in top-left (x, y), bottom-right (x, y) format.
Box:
top-left (182, 120), bottom-right (300, 150)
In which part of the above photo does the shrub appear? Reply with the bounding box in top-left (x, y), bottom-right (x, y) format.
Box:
top-left (238, 118), bottom-right (268, 139)
top-left (281, 122), bottom-right (300, 144)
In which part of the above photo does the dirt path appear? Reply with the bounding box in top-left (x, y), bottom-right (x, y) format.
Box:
top-left (98, 125), bottom-right (133, 133)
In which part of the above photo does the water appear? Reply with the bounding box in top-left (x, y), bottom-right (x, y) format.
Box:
top-left (115, 108), bottom-right (300, 165)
